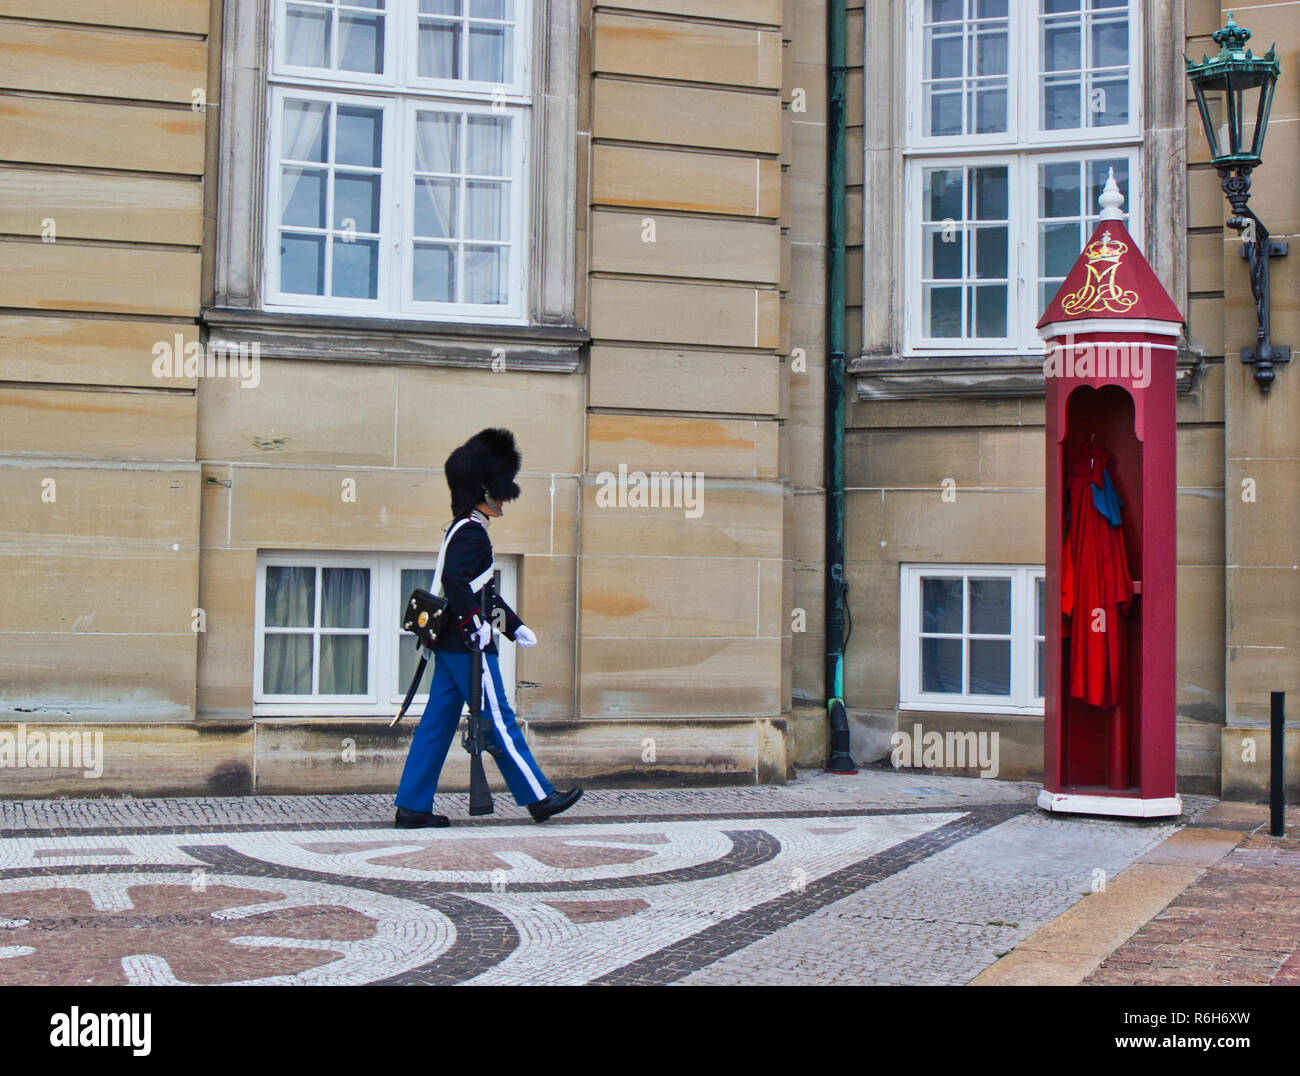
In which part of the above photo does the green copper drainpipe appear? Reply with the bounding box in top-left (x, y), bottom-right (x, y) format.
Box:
top-left (824, 0), bottom-right (856, 773)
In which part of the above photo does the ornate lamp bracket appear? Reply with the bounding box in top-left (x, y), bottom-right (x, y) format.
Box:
top-left (1219, 166), bottom-right (1290, 393)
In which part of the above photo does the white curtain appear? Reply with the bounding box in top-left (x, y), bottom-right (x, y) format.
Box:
top-left (263, 566), bottom-right (370, 697)
top-left (263, 565), bottom-right (314, 695)
top-left (285, 5), bottom-right (331, 68)
top-left (414, 112), bottom-right (459, 239)
top-left (418, 19), bottom-right (459, 78)
top-left (280, 99), bottom-right (329, 225)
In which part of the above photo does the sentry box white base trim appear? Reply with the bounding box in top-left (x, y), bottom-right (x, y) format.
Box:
top-left (1037, 789), bottom-right (1183, 819)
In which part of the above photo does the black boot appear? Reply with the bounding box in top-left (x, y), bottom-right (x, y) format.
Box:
top-left (395, 806), bottom-right (450, 829)
top-left (527, 788), bottom-right (583, 823)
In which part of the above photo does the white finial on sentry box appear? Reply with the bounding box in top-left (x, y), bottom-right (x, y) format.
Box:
top-left (1098, 167), bottom-right (1124, 221)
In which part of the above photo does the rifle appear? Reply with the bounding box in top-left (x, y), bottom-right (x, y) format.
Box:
top-left (463, 581), bottom-right (499, 816)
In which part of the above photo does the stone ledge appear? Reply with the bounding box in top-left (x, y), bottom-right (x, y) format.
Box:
top-left (201, 307), bottom-right (589, 374)
top-left (850, 349), bottom-right (1202, 400)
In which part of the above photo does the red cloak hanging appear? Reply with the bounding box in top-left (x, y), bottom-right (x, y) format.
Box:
top-left (1061, 445), bottom-right (1132, 708)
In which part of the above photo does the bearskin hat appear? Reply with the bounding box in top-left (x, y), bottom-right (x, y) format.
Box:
top-left (445, 427), bottom-right (522, 518)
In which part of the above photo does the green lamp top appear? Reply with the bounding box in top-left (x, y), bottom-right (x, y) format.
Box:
top-left (1185, 12), bottom-right (1279, 79)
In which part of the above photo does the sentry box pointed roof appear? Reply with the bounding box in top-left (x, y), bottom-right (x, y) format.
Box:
top-left (1037, 170), bottom-right (1183, 338)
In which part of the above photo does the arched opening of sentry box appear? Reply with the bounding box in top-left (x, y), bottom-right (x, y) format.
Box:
top-left (1058, 383), bottom-right (1143, 794)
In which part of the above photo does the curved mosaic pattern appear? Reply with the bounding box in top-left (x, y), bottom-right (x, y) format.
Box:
top-left (0, 807), bottom-right (1025, 985)
top-left (0, 872), bottom-right (453, 986)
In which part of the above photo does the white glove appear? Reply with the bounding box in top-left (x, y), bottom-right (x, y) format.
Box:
top-left (515, 625), bottom-right (537, 648)
top-left (471, 620), bottom-right (493, 650)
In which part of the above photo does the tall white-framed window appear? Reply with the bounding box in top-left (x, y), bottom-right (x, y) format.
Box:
top-left (266, 0), bottom-right (531, 321)
top-left (909, 149), bottom-right (1137, 350)
top-left (255, 551), bottom-right (519, 716)
top-left (903, 0), bottom-right (1140, 353)
top-left (899, 564), bottom-right (1045, 715)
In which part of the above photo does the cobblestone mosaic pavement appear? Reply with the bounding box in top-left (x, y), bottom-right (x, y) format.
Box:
top-left (0, 771), bottom-right (1215, 985)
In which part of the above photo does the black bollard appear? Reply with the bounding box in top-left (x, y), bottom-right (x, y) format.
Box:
top-left (1270, 692), bottom-right (1285, 838)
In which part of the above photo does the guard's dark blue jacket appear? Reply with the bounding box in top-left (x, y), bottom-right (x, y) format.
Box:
top-left (432, 515), bottom-right (522, 655)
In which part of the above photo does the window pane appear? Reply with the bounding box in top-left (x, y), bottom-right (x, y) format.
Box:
top-left (1087, 158), bottom-right (1128, 215)
top-left (266, 565), bottom-right (315, 627)
top-left (924, 169), bottom-right (962, 222)
top-left (332, 237), bottom-right (379, 298)
top-left (929, 0), bottom-right (962, 21)
top-left (973, 226), bottom-right (1007, 279)
top-left (281, 167), bottom-right (326, 228)
top-left (969, 639), bottom-right (1011, 694)
top-left (471, 0), bottom-right (512, 16)
top-left (414, 178), bottom-right (458, 238)
top-left (465, 180), bottom-right (507, 240)
top-left (1040, 161), bottom-right (1081, 218)
top-left (973, 284), bottom-right (1007, 337)
top-left (921, 638), bottom-right (963, 693)
top-left (283, 100), bottom-right (329, 163)
top-left (1036, 640), bottom-right (1045, 698)
top-left (977, 0), bottom-right (1007, 15)
top-left (1089, 77), bottom-right (1128, 126)
top-left (1043, 0), bottom-right (1080, 12)
top-left (401, 567), bottom-right (435, 598)
top-left (398, 634), bottom-right (426, 689)
top-left (285, 5), bottom-right (331, 68)
top-left (1043, 77), bottom-right (1082, 129)
top-left (921, 577), bottom-right (963, 633)
top-left (972, 83), bottom-right (1007, 133)
top-left (927, 89), bottom-right (962, 136)
top-left (1036, 577), bottom-right (1045, 634)
top-left (334, 172), bottom-right (381, 233)
top-left (418, 21), bottom-right (461, 78)
top-left (264, 633), bottom-right (313, 694)
top-left (969, 578), bottom-right (1010, 633)
top-left (930, 33), bottom-right (962, 79)
top-left (280, 232), bottom-right (326, 294)
top-left (464, 244), bottom-right (506, 304)
top-left (322, 567), bottom-right (370, 628)
top-left (971, 29), bottom-right (1007, 76)
top-left (1091, 20), bottom-right (1127, 67)
top-left (466, 116), bottom-right (509, 175)
top-left (1040, 280), bottom-right (1062, 313)
top-left (421, 0), bottom-right (462, 12)
top-left (415, 112), bottom-right (459, 173)
top-left (320, 635), bottom-right (368, 694)
top-left (338, 13), bottom-right (384, 73)
top-left (971, 167), bottom-right (1007, 220)
top-left (1042, 221), bottom-right (1080, 278)
top-left (1042, 22), bottom-right (1080, 71)
top-left (399, 566), bottom-right (436, 686)
top-left (414, 242), bottom-right (457, 302)
top-left (336, 106), bottom-right (383, 168)
top-left (925, 286), bottom-right (962, 337)
top-left (468, 25), bottom-right (509, 83)
top-left (924, 226), bottom-right (962, 279)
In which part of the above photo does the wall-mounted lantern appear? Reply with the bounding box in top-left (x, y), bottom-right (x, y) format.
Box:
top-left (1186, 14), bottom-right (1288, 392)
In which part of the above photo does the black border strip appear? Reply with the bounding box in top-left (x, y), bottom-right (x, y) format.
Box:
top-left (592, 803), bottom-right (1027, 985)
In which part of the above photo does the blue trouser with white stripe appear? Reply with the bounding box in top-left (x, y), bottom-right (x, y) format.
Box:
top-left (395, 649), bottom-right (553, 812)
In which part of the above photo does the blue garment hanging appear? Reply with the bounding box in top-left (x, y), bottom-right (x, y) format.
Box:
top-left (1091, 469), bottom-right (1124, 527)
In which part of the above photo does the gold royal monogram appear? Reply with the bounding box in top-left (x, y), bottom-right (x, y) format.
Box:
top-left (1060, 231), bottom-right (1140, 316)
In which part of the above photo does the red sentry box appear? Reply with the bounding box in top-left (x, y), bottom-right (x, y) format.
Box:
top-left (1036, 202), bottom-right (1184, 819)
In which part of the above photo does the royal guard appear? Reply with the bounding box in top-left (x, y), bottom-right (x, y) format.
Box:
top-left (393, 428), bottom-right (582, 828)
